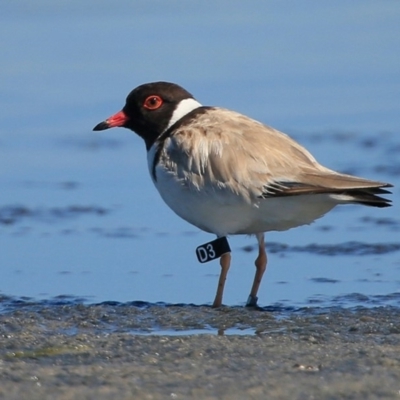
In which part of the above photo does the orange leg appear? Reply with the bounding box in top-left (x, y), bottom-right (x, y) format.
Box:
top-left (212, 252), bottom-right (231, 308)
top-left (246, 233), bottom-right (267, 307)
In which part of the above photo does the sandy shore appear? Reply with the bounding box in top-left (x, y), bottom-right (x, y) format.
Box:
top-left (1, 303), bottom-right (400, 399)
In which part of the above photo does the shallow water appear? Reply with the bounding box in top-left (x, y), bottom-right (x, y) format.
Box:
top-left (1, 1), bottom-right (399, 309)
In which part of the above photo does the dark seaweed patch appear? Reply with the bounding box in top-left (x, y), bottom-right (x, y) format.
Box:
top-left (240, 241), bottom-right (400, 256)
top-left (89, 227), bottom-right (138, 238)
top-left (374, 164), bottom-right (400, 176)
top-left (0, 205), bottom-right (109, 225)
top-left (360, 216), bottom-right (400, 230)
top-left (22, 181), bottom-right (80, 190)
top-left (309, 277), bottom-right (340, 284)
top-left (58, 135), bottom-right (126, 151)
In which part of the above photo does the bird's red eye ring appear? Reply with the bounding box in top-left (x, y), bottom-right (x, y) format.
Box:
top-left (143, 95), bottom-right (163, 110)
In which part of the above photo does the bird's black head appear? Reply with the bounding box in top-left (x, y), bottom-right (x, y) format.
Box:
top-left (93, 81), bottom-right (199, 149)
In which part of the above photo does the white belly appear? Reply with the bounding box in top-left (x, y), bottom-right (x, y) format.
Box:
top-left (147, 150), bottom-right (337, 236)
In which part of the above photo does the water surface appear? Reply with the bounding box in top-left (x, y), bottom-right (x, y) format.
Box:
top-left (1, 1), bottom-right (399, 308)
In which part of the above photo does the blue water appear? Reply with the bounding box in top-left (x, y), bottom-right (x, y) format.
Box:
top-left (1, 1), bottom-right (399, 308)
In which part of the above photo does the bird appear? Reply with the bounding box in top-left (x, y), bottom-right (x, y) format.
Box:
top-left (93, 81), bottom-right (392, 308)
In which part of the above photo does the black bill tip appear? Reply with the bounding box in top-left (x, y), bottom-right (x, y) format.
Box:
top-left (93, 121), bottom-right (110, 131)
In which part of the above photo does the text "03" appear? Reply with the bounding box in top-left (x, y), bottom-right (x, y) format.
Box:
top-left (195, 237), bottom-right (231, 264)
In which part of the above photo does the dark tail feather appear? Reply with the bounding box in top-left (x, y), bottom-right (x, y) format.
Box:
top-left (346, 187), bottom-right (392, 208)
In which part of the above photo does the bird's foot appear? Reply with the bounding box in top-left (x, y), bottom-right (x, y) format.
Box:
top-left (245, 294), bottom-right (258, 307)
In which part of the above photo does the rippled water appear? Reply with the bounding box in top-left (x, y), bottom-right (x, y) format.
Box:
top-left (1, 1), bottom-right (399, 308)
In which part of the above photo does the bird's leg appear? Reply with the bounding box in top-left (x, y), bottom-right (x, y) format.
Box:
top-left (212, 252), bottom-right (231, 308)
top-left (246, 233), bottom-right (267, 307)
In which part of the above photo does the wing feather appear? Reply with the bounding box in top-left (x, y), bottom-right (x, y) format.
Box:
top-left (158, 107), bottom-right (391, 206)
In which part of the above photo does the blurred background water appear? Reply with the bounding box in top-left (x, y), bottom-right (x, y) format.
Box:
top-left (1, 0), bottom-right (399, 307)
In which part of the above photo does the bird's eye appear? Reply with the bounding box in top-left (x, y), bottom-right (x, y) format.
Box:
top-left (143, 95), bottom-right (163, 110)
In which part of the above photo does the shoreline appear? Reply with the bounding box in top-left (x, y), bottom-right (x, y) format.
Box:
top-left (1, 304), bottom-right (400, 399)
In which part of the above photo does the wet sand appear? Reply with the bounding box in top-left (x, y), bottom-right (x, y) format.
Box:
top-left (1, 302), bottom-right (400, 399)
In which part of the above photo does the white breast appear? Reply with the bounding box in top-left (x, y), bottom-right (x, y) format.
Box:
top-left (147, 142), bottom-right (252, 235)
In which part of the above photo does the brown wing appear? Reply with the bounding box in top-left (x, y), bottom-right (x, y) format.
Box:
top-left (161, 107), bottom-right (392, 206)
